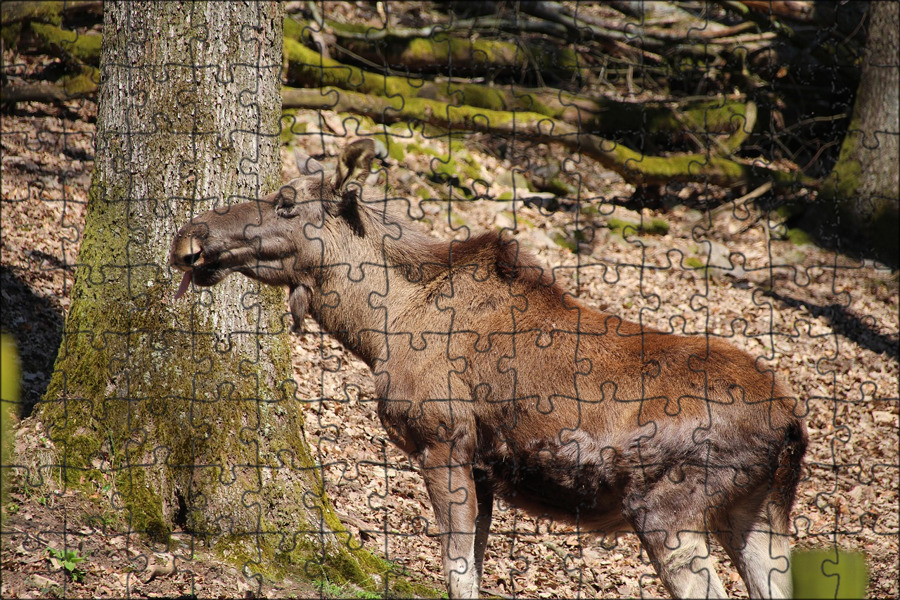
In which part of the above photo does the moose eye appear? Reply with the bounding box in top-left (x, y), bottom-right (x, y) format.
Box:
top-left (275, 189), bottom-right (301, 218)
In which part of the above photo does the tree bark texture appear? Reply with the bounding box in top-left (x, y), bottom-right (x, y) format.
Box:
top-left (40, 1), bottom-right (369, 587)
top-left (825, 1), bottom-right (899, 262)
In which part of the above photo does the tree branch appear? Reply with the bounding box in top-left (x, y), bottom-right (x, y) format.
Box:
top-left (282, 85), bottom-right (816, 190)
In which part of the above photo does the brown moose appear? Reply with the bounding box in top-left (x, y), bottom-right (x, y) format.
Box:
top-left (170, 140), bottom-right (806, 599)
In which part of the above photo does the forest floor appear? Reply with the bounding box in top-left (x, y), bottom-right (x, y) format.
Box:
top-left (3, 56), bottom-right (899, 600)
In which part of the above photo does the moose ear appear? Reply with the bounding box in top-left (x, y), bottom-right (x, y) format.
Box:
top-left (274, 185), bottom-right (302, 218)
top-left (293, 148), bottom-right (324, 176)
top-left (333, 139), bottom-right (376, 192)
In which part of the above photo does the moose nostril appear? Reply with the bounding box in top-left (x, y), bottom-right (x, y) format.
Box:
top-left (174, 236), bottom-right (204, 267)
top-left (185, 250), bottom-right (202, 265)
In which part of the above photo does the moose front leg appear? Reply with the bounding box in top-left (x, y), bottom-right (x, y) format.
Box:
top-left (421, 444), bottom-right (480, 599)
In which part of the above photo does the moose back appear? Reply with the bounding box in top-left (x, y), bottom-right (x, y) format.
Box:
top-left (170, 140), bottom-right (806, 599)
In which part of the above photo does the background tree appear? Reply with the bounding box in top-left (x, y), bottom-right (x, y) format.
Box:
top-left (38, 1), bottom-right (382, 591)
top-left (822, 0), bottom-right (899, 263)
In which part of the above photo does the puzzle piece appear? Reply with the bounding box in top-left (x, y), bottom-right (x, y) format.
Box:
top-left (2, 2), bottom-right (898, 599)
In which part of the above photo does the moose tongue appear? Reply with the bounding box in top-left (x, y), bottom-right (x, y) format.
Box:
top-left (174, 271), bottom-right (192, 301)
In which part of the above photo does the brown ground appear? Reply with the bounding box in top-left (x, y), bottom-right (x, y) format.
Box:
top-left (2, 34), bottom-right (898, 600)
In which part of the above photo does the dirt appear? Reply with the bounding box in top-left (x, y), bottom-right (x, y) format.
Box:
top-left (0, 442), bottom-right (317, 599)
top-left (2, 30), bottom-right (899, 600)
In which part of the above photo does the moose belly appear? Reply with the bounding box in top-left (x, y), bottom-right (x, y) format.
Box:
top-left (478, 435), bottom-right (631, 531)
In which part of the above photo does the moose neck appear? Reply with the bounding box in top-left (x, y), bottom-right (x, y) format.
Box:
top-left (307, 212), bottom-right (437, 370)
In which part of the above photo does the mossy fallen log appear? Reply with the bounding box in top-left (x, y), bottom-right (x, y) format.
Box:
top-left (285, 35), bottom-right (587, 119)
top-left (287, 18), bottom-right (580, 83)
top-left (284, 40), bottom-right (756, 152)
top-left (284, 37), bottom-right (594, 122)
top-left (1, 1), bottom-right (101, 58)
top-left (1, 20), bottom-right (100, 105)
top-left (1, 1), bottom-right (100, 26)
top-left (24, 21), bottom-right (101, 66)
top-left (0, 66), bottom-right (98, 104)
top-left (282, 85), bottom-right (814, 189)
top-left (286, 16), bottom-right (581, 80)
top-left (2, 12), bottom-right (757, 156)
top-left (4, 27), bottom-right (753, 156)
top-left (5, 28), bottom-right (754, 155)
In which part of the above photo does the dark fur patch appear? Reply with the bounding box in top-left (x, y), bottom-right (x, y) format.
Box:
top-left (338, 189), bottom-right (366, 237)
top-left (419, 231), bottom-right (560, 294)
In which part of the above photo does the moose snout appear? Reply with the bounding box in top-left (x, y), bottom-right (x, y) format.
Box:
top-left (169, 233), bottom-right (205, 271)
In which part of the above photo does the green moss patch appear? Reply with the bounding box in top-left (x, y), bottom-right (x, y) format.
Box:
top-left (786, 227), bottom-right (815, 247)
top-left (551, 231), bottom-right (578, 252)
top-left (607, 216), bottom-right (669, 236)
top-left (28, 22), bottom-right (101, 66)
top-left (684, 256), bottom-right (704, 269)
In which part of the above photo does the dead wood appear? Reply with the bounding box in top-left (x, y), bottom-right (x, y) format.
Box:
top-left (283, 40), bottom-right (755, 148)
top-left (285, 17), bottom-right (581, 83)
top-left (282, 85), bottom-right (815, 190)
top-left (1, 80), bottom-right (70, 103)
top-left (1, 1), bottom-right (102, 26)
top-left (0, 67), bottom-right (97, 104)
top-left (18, 21), bottom-right (101, 66)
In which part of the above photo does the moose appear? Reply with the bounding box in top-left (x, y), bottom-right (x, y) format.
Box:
top-left (170, 140), bottom-right (807, 599)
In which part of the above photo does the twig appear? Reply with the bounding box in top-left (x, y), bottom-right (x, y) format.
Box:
top-left (480, 586), bottom-right (516, 600)
top-left (709, 181), bottom-right (773, 220)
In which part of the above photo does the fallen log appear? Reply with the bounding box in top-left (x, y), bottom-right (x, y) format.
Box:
top-left (3, 27), bottom-right (754, 157)
top-left (285, 17), bottom-right (582, 83)
top-left (281, 85), bottom-right (814, 190)
top-left (284, 40), bottom-right (756, 152)
top-left (1, 1), bottom-right (101, 26)
top-left (23, 21), bottom-right (101, 66)
top-left (0, 66), bottom-right (98, 104)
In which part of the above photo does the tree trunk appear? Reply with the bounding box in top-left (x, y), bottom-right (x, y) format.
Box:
top-left (824, 1), bottom-right (899, 264)
top-left (39, 1), bottom-right (373, 589)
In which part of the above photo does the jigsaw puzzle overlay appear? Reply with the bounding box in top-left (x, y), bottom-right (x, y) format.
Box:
top-left (1, 2), bottom-right (897, 599)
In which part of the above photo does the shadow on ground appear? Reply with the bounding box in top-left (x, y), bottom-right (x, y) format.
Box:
top-left (765, 289), bottom-right (900, 362)
top-left (0, 266), bottom-right (64, 417)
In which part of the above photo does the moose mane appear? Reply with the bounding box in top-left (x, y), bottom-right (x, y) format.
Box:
top-left (351, 196), bottom-right (564, 300)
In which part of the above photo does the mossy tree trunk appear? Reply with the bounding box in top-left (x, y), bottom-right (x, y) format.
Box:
top-left (823, 1), bottom-right (899, 264)
top-left (40, 1), bottom-right (373, 589)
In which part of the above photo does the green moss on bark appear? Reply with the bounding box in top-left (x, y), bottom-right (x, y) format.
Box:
top-left (43, 117), bottom-right (402, 600)
top-left (1, 22), bottom-right (22, 48)
top-left (58, 66), bottom-right (99, 95)
top-left (822, 118), bottom-right (864, 202)
top-left (38, 6), bottom-right (382, 589)
top-left (821, 119), bottom-right (900, 263)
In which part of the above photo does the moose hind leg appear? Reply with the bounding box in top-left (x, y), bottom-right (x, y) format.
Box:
top-left (634, 527), bottom-right (728, 599)
top-left (715, 504), bottom-right (793, 599)
top-left (625, 479), bottom-right (727, 599)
